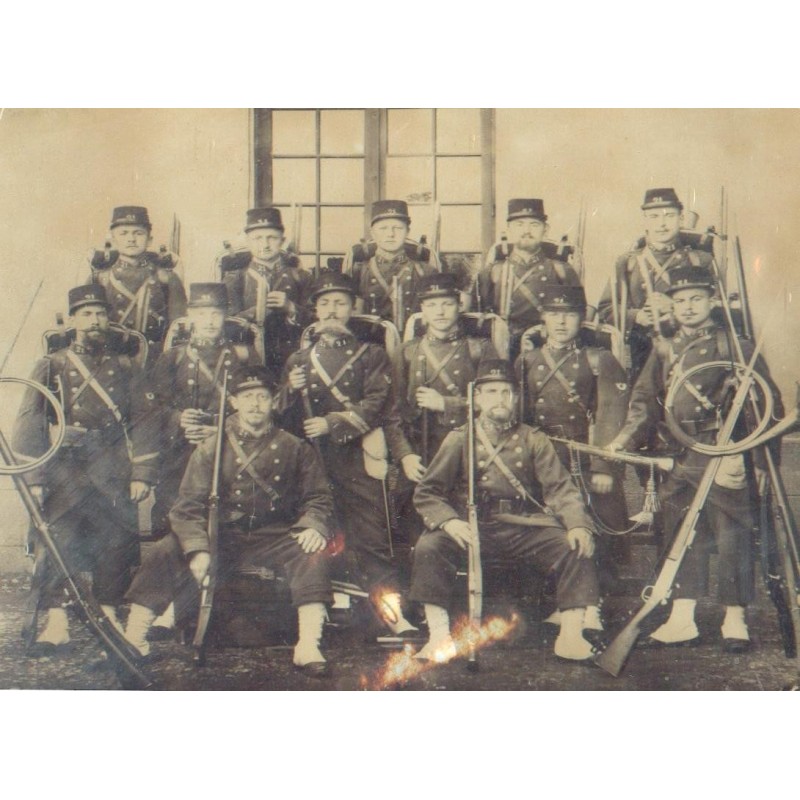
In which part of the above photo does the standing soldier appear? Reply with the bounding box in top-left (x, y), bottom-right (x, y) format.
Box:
top-left (516, 284), bottom-right (631, 625)
top-left (222, 207), bottom-right (314, 376)
top-left (124, 366), bottom-right (335, 676)
top-left (409, 360), bottom-right (600, 663)
top-left (13, 285), bottom-right (159, 655)
top-left (276, 272), bottom-right (418, 637)
top-left (607, 266), bottom-right (780, 652)
top-left (473, 199), bottom-right (582, 361)
top-left (88, 206), bottom-right (187, 366)
top-left (596, 188), bottom-right (715, 381)
top-left (388, 272), bottom-right (499, 551)
top-left (149, 282), bottom-right (263, 543)
top-left (347, 200), bottom-right (439, 328)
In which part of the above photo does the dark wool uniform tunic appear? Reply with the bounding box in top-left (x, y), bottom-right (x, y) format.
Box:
top-left (614, 322), bottom-right (782, 604)
top-left (13, 342), bottom-right (160, 606)
top-left (409, 419), bottom-right (599, 611)
top-left (276, 331), bottom-right (400, 593)
top-left (223, 254), bottom-right (314, 375)
top-left (473, 248), bottom-right (581, 358)
top-left (596, 240), bottom-right (714, 380)
top-left (125, 416), bottom-right (333, 615)
top-left (349, 253), bottom-right (438, 322)
top-left (88, 257), bottom-right (187, 364)
top-left (148, 338), bottom-right (262, 539)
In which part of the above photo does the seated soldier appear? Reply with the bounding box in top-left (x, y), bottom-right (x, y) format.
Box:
top-left (347, 200), bottom-right (438, 328)
top-left (596, 188), bottom-right (715, 382)
top-left (472, 199), bottom-right (581, 361)
top-left (608, 266), bottom-right (781, 653)
top-left (87, 206), bottom-right (187, 365)
top-left (149, 282), bottom-right (263, 542)
top-left (124, 366), bottom-right (335, 676)
top-left (13, 285), bottom-right (159, 655)
top-left (409, 359), bottom-right (600, 663)
top-left (276, 271), bottom-right (418, 637)
top-left (516, 284), bottom-right (631, 623)
top-left (222, 207), bottom-right (314, 375)
top-left (387, 272), bottom-right (499, 554)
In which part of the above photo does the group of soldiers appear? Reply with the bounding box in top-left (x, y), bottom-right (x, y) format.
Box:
top-left (11, 188), bottom-right (782, 680)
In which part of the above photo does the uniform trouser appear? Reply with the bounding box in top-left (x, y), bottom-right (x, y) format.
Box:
top-left (38, 481), bottom-right (139, 607)
top-left (323, 444), bottom-right (398, 594)
top-left (125, 530), bottom-right (332, 618)
top-left (409, 524), bottom-right (600, 611)
top-left (660, 472), bottom-right (755, 606)
top-left (150, 444), bottom-right (192, 539)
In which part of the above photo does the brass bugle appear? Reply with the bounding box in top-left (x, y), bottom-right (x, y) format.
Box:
top-left (549, 436), bottom-right (674, 472)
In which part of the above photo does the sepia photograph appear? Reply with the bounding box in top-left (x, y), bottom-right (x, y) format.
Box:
top-left (0, 107), bottom-right (798, 696)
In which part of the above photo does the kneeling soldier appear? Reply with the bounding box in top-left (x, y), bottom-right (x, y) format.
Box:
top-left (409, 359), bottom-right (600, 663)
top-left (13, 285), bottom-right (159, 654)
top-left (124, 366), bottom-right (335, 676)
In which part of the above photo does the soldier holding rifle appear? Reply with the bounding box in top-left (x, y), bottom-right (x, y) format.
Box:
top-left (473, 199), bottom-right (581, 361)
top-left (223, 207), bottom-right (314, 375)
top-left (13, 285), bottom-right (160, 655)
top-left (348, 200), bottom-right (438, 327)
top-left (124, 366), bottom-right (335, 676)
top-left (607, 266), bottom-right (782, 652)
top-left (409, 359), bottom-right (599, 664)
top-left (276, 272), bottom-right (418, 638)
top-left (596, 188), bottom-right (714, 381)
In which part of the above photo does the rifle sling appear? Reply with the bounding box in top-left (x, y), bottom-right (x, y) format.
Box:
top-left (419, 338), bottom-right (462, 395)
top-left (540, 347), bottom-right (589, 415)
top-left (309, 343), bottom-right (370, 421)
top-left (65, 350), bottom-right (124, 425)
top-left (225, 430), bottom-right (281, 504)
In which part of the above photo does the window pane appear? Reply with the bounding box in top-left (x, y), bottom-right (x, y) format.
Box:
top-left (292, 206), bottom-right (319, 255)
top-left (272, 158), bottom-right (317, 204)
top-left (406, 204), bottom-right (434, 245)
top-left (436, 109), bottom-right (482, 154)
top-left (320, 110), bottom-right (364, 155)
top-left (320, 158), bottom-right (364, 204)
top-left (272, 110), bottom-right (317, 155)
top-left (388, 109), bottom-right (433, 154)
top-left (321, 206), bottom-right (365, 253)
top-left (386, 156), bottom-right (433, 203)
top-left (440, 205), bottom-right (482, 253)
top-left (436, 157), bottom-right (482, 203)
top-left (296, 254), bottom-right (320, 272)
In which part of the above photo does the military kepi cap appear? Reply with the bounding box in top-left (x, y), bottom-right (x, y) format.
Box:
top-left (371, 200), bottom-right (411, 226)
top-left (665, 266), bottom-right (715, 295)
top-left (641, 188), bottom-right (684, 211)
top-left (110, 206), bottom-right (151, 230)
top-left (189, 282), bottom-right (228, 309)
top-left (474, 359), bottom-right (517, 388)
top-left (309, 271), bottom-right (357, 302)
top-left (507, 199), bottom-right (547, 223)
top-left (245, 207), bottom-right (284, 233)
top-left (229, 365), bottom-right (276, 395)
top-left (417, 272), bottom-right (461, 302)
top-left (541, 285), bottom-right (587, 312)
top-left (69, 285), bottom-right (111, 315)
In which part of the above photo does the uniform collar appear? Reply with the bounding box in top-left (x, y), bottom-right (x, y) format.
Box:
top-left (426, 324), bottom-right (462, 343)
top-left (317, 331), bottom-right (356, 349)
top-left (251, 255), bottom-right (283, 274)
top-left (545, 340), bottom-right (577, 354)
top-left (235, 419), bottom-right (274, 441)
top-left (71, 341), bottom-right (108, 356)
top-left (511, 247), bottom-right (543, 266)
top-left (675, 322), bottom-right (716, 341)
top-left (647, 241), bottom-right (678, 255)
top-left (479, 416), bottom-right (517, 436)
top-left (376, 251), bottom-right (408, 267)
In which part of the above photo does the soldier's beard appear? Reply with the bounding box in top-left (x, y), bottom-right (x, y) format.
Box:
top-left (80, 329), bottom-right (107, 351)
top-left (316, 319), bottom-right (350, 337)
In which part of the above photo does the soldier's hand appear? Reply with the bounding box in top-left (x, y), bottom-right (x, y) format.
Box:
top-left (304, 417), bottom-right (330, 438)
top-left (184, 425), bottom-right (217, 444)
top-left (590, 473), bottom-right (614, 494)
top-left (401, 454), bottom-right (425, 483)
top-left (566, 527), bottom-right (595, 558)
top-left (292, 528), bottom-right (328, 554)
top-left (416, 387), bottom-right (446, 412)
top-left (288, 366), bottom-right (307, 391)
top-left (755, 467), bottom-right (768, 494)
top-left (30, 485), bottom-right (45, 506)
top-left (650, 291), bottom-right (673, 315)
top-left (130, 481), bottom-right (151, 502)
top-left (189, 551), bottom-right (211, 585)
top-left (180, 408), bottom-right (208, 428)
top-left (606, 439), bottom-right (625, 453)
top-left (266, 290), bottom-right (292, 312)
top-left (442, 519), bottom-right (475, 550)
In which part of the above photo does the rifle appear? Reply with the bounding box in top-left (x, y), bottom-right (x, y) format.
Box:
top-left (419, 353), bottom-right (429, 465)
top-left (595, 334), bottom-right (767, 676)
top-left (192, 368), bottom-right (229, 667)
top-left (392, 275), bottom-right (406, 336)
top-left (733, 235), bottom-right (754, 340)
top-left (575, 198), bottom-right (587, 284)
top-left (548, 437), bottom-right (674, 472)
top-left (466, 381), bottom-right (482, 672)
top-left (0, 425), bottom-right (153, 688)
